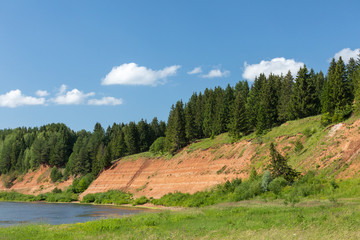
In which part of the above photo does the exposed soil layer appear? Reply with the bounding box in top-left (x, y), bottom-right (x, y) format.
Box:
top-left (81, 118), bottom-right (360, 199)
top-left (2, 118), bottom-right (360, 199)
top-left (0, 165), bottom-right (72, 195)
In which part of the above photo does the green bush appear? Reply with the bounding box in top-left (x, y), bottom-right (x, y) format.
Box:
top-left (45, 192), bottom-right (78, 202)
top-left (332, 105), bottom-right (353, 123)
top-left (294, 140), bottom-right (304, 153)
top-left (149, 137), bottom-right (166, 154)
top-left (268, 177), bottom-right (288, 195)
top-left (50, 168), bottom-right (63, 183)
top-left (134, 196), bottom-right (149, 205)
top-left (321, 112), bottom-right (332, 126)
top-left (81, 190), bottom-right (133, 205)
top-left (303, 128), bottom-right (316, 138)
top-left (52, 187), bottom-right (62, 194)
top-left (233, 178), bottom-right (262, 201)
top-left (261, 171), bottom-right (272, 192)
top-left (71, 174), bottom-right (94, 193)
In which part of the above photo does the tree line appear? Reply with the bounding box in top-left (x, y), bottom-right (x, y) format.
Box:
top-left (0, 55), bottom-right (359, 178)
top-left (164, 56), bottom-right (360, 154)
top-left (0, 118), bottom-right (165, 177)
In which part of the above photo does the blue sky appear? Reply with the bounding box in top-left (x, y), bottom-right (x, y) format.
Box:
top-left (0, 0), bottom-right (359, 131)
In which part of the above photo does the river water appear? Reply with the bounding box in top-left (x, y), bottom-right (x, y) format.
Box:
top-left (0, 201), bottom-right (152, 227)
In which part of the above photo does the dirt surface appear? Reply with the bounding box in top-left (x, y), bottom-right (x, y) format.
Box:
top-left (81, 118), bottom-right (360, 199)
top-left (81, 141), bottom-right (255, 199)
top-left (2, 118), bottom-right (360, 199)
top-left (0, 165), bottom-right (72, 195)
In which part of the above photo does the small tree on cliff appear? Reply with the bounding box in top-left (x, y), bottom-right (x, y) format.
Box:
top-left (268, 143), bottom-right (300, 183)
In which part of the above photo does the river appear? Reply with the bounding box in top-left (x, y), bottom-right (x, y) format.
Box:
top-left (0, 201), bottom-right (153, 227)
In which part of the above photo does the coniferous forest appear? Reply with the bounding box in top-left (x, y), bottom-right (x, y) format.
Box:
top-left (0, 56), bottom-right (359, 179)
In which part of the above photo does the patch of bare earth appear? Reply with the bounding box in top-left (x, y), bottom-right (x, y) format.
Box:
top-left (82, 118), bottom-right (360, 199)
top-left (81, 141), bottom-right (257, 199)
top-left (0, 165), bottom-right (72, 195)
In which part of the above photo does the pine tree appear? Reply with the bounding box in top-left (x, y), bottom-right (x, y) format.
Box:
top-left (277, 71), bottom-right (294, 123)
top-left (246, 74), bottom-right (266, 131)
top-left (124, 122), bottom-right (139, 155)
top-left (322, 58), bottom-right (337, 114)
top-left (165, 101), bottom-right (187, 154)
top-left (101, 146), bottom-right (112, 169)
top-left (203, 89), bottom-right (216, 137)
top-left (290, 65), bottom-right (317, 118)
top-left (137, 119), bottom-right (151, 152)
top-left (258, 74), bottom-right (279, 129)
top-left (184, 102), bottom-right (196, 142)
top-left (269, 143), bottom-right (299, 183)
top-left (315, 71), bottom-right (325, 114)
top-left (194, 92), bottom-right (204, 139)
top-left (347, 57), bottom-right (357, 99)
top-left (332, 57), bottom-right (351, 109)
top-left (214, 87), bottom-right (227, 134)
top-left (229, 91), bottom-right (248, 138)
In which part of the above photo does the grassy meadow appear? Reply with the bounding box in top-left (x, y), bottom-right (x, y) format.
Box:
top-left (1, 200), bottom-right (360, 240)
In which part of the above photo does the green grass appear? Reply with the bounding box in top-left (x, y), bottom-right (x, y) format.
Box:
top-left (1, 201), bottom-right (360, 239)
top-left (0, 191), bottom-right (78, 203)
top-left (120, 151), bottom-right (172, 162)
top-left (186, 133), bottom-right (232, 153)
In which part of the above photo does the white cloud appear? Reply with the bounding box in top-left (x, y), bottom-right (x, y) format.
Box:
top-left (242, 58), bottom-right (304, 81)
top-left (102, 63), bottom-right (181, 86)
top-left (36, 90), bottom-right (49, 97)
top-left (332, 48), bottom-right (360, 63)
top-left (58, 84), bottom-right (67, 95)
top-left (88, 97), bottom-right (123, 106)
top-left (52, 86), bottom-right (95, 105)
top-left (202, 69), bottom-right (230, 78)
top-left (187, 66), bottom-right (202, 75)
top-left (0, 89), bottom-right (45, 108)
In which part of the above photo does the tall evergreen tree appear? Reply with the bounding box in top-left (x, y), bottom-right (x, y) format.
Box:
top-left (203, 89), bottom-right (216, 137)
top-left (290, 66), bottom-right (317, 118)
top-left (165, 101), bottom-right (187, 154)
top-left (277, 71), bottom-right (294, 123)
top-left (246, 74), bottom-right (266, 131)
top-left (184, 102), bottom-right (196, 142)
top-left (269, 143), bottom-right (299, 183)
top-left (258, 74), bottom-right (279, 129)
top-left (194, 92), bottom-right (204, 139)
top-left (229, 91), bottom-right (248, 138)
top-left (124, 122), bottom-right (140, 155)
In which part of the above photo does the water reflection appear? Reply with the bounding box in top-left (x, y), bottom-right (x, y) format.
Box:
top-left (0, 201), bottom-right (154, 227)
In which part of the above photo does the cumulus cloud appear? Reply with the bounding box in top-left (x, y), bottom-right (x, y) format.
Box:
top-left (332, 48), bottom-right (360, 63)
top-left (0, 89), bottom-right (45, 108)
top-left (36, 90), bottom-right (49, 97)
top-left (242, 58), bottom-right (304, 81)
top-left (187, 66), bottom-right (202, 75)
top-left (51, 85), bottom-right (95, 105)
top-left (88, 97), bottom-right (123, 106)
top-left (202, 69), bottom-right (230, 78)
top-left (102, 63), bottom-right (181, 86)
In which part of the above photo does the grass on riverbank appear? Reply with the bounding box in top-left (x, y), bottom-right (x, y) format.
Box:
top-left (1, 200), bottom-right (360, 240)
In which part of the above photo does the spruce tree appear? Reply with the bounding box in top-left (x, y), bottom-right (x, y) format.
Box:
top-left (124, 122), bottom-right (140, 155)
top-left (184, 102), bottom-right (196, 142)
top-left (203, 89), bottom-right (216, 137)
top-left (246, 74), bottom-right (266, 131)
top-left (289, 65), bottom-right (317, 119)
top-left (277, 71), bottom-right (294, 123)
top-left (165, 101), bottom-right (187, 154)
top-left (194, 92), bottom-right (204, 139)
top-left (322, 58), bottom-right (337, 114)
top-left (269, 143), bottom-right (299, 183)
top-left (229, 91), bottom-right (248, 138)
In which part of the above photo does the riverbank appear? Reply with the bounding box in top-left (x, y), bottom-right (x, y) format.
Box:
top-left (1, 199), bottom-right (359, 240)
top-left (0, 190), bottom-right (182, 211)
